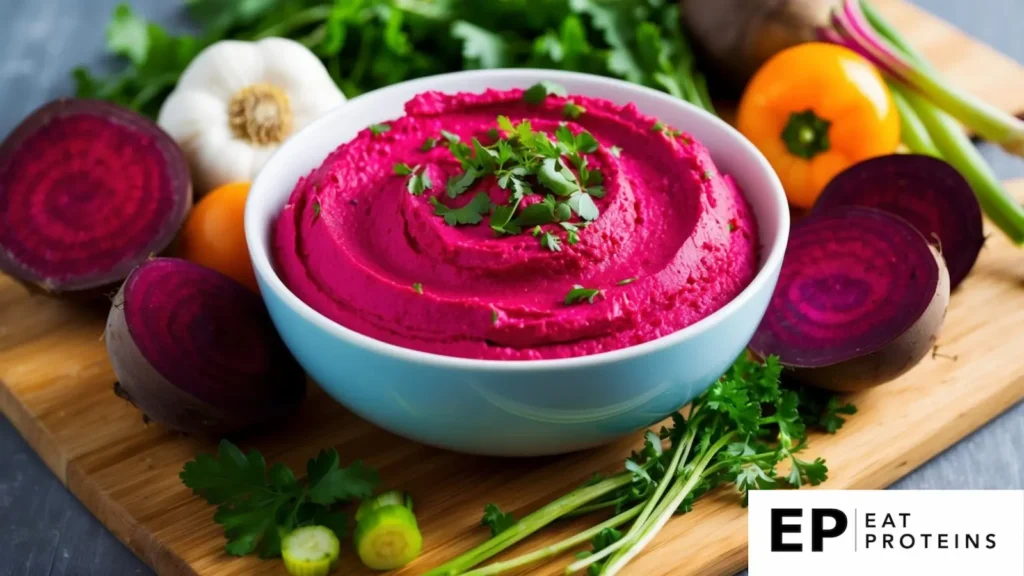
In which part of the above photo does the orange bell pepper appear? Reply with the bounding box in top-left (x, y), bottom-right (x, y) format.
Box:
top-left (737, 42), bottom-right (901, 209)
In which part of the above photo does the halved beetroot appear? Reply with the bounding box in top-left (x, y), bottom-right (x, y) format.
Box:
top-left (106, 258), bottom-right (305, 436)
top-left (751, 207), bottom-right (950, 392)
top-left (813, 154), bottom-right (983, 289)
top-left (0, 99), bottom-right (191, 295)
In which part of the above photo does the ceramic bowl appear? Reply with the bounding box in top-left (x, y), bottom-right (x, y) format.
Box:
top-left (245, 69), bottom-right (788, 456)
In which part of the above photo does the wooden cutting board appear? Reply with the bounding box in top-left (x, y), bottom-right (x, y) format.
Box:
top-left (2, 2), bottom-right (1023, 575)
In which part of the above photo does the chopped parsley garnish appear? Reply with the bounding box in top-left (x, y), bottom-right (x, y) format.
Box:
top-left (446, 168), bottom-right (479, 198)
top-left (702, 170), bottom-right (714, 181)
top-left (567, 192), bottom-right (599, 221)
top-left (562, 102), bottom-right (586, 119)
top-left (369, 123), bottom-right (391, 136)
top-left (394, 163), bottom-right (432, 196)
top-left (523, 80), bottom-right (567, 104)
top-left (430, 192), bottom-right (492, 226)
top-left (617, 277), bottom-right (637, 286)
top-left (311, 200), bottom-right (321, 222)
top-left (420, 137), bottom-right (438, 151)
top-left (652, 121), bottom-right (683, 139)
top-left (609, 145), bottom-right (622, 158)
top-left (565, 284), bottom-right (601, 305)
top-left (560, 222), bottom-right (582, 245)
top-left (539, 231), bottom-right (562, 252)
top-left (491, 309), bottom-right (499, 324)
top-left (409, 172), bottom-right (432, 195)
top-left (728, 221), bottom-right (738, 232)
top-left (412, 282), bottom-right (423, 294)
top-left (426, 113), bottom-right (608, 238)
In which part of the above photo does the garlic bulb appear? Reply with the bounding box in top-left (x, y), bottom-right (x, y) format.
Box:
top-left (158, 38), bottom-right (345, 194)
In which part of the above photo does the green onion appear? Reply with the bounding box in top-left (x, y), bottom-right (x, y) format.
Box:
top-left (831, 1), bottom-right (1024, 156)
top-left (888, 82), bottom-right (941, 158)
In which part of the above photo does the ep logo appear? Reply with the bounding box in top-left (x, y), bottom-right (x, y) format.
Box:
top-left (770, 508), bottom-right (848, 552)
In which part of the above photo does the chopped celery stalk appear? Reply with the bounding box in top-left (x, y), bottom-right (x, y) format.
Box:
top-left (889, 82), bottom-right (942, 158)
top-left (356, 490), bottom-right (413, 523)
top-left (281, 526), bottom-right (340, 576)
top-left (898, 86), bottom-right (1024, 243)
top-left (354, 504), bottom-right (424, 570)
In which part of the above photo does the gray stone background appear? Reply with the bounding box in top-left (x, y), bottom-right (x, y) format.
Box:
top-left (0, 1), bottom-right (1021, 574)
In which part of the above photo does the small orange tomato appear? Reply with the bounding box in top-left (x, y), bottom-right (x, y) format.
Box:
top-left (177, 182), bottom-right (257, 291)
top-left (737, 42), bottom-right (901, 209)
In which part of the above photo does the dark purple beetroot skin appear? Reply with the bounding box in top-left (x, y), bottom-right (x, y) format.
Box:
top-left (106, 258), bottom-right (305, 436)
top-left (813, 154), bottom-right (983, 289)
top-left (751, 207), bottom-right (950, 391)
top-left (0, 99), bottom-right (192, 295)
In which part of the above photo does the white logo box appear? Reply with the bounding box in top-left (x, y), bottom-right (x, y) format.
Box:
top-left (748, 490), bottom-right (1024, 574)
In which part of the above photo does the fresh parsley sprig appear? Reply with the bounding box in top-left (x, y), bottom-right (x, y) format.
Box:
top-left (180, 440), bottom-right (378, 559)
top-left (433, 108), bottom-right (606, 251)
top-left (424, 355), bottom-right (852, 576)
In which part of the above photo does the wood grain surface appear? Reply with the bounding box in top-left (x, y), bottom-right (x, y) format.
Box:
top-left (1, 1), bottom-right (1024, 575)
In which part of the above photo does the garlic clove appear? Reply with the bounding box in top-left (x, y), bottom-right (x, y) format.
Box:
top-left (157, 89), bottom-right (227, 151)
top-left (192, 128), bottom-right (256, 193)
top-left (256, 38), bottom-right (345, 102)
top-left (177, 40), bottom-right (265, 102)
top-left (290, 89), bottom-right (347, 130)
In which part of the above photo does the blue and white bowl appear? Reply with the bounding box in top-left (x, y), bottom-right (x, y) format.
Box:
top-left (245, 69), bottom-right (789, 456)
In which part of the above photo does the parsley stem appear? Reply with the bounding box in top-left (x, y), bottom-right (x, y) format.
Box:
top-left (461, 505), bottom-right (642, 576)
top-left (423, 473), bottom-right (633, 576)
top-left (564, 427), bottom-right (696, 574)
top-left (251, 6), bottom-right (332, 40)
top-left (599, 433), bottom-right (736, 576)
top-left (562, 497), bottom-right (626, 519)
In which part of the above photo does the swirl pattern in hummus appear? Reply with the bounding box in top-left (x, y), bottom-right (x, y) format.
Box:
top-left (274, 89), bottom-right (759, 360)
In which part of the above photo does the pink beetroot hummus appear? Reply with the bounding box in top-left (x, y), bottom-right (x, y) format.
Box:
top-left (273, 88), bottom-right (759, 360)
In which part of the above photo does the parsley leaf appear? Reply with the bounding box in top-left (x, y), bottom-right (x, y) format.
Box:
top-left (490, 197), bottom-right (524, 235)
top-left (563, 102), bottom-right (586, 119)
top-left (617, 277), bottom-right (637, 286)
top-left (180, 441), bottom-right (378, 559)
top-left (452, 21), bottom-right (510, 69)
top-left (369, 123), bottom-right (391, 136)
top-left (609, 146), bottom-right (623, 158)
top-left (567, 192), bottom-right (599, 221)
top-left (432, 192), bottom-right (492, 226)
top-left (396, 165), bottom-right (432, 196)
top-left (523, 80), bottom-right (568, 104)
top-left (540, 231), bottom-right (563, 252)
top-left (515, 197), bottom-right (558, 227)
top-left (421, 138), bottom-right (439, 151)
top-left (107, 4), bottom-right (150, 66)
top-left (565, 284), bottom-right (601, 305)
top-left (446, 167), bottom-right (479, 198)
top-left (482, 504), bottom-right (517, 537)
